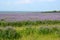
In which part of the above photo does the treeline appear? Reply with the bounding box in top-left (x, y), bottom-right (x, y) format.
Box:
top-left (41, 10), bottom-right (60, 13)
top-left (0, 20), bottom-right (60, 27)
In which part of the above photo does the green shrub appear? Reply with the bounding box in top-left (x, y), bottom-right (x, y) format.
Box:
top-left (38, 27), bottom-right (53, 35)
top-left (52, 26), bottom-right (60, 37)
top-left (38, 26), bottom-right (60, 35)
top-left (0, 27), bottom-right (22, 39)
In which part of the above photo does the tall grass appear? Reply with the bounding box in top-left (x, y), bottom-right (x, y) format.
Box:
top-left (0, 25), bottom-right (60, 40)
top-left (0, 20), bottom-right (60, 40)
top-left (16, 26), bottom-right (60, 36)
top-left (0, 27), bottom-right (21, 39)
top-left (0, 20), bottom-right (60, 27)
top-left (38, 26), bottom-right (60, 35)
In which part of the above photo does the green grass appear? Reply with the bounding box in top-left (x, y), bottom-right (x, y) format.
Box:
top-left (0, 20), bottom-right (60, 40)
top-left (15, 25), bottom-right (60, 40)
top-left (0, 20), bottom-right (60, 27)
top-left (0, 27), bottom-right (21, 39)
top-left (0, 25), bottom-right (60, 40)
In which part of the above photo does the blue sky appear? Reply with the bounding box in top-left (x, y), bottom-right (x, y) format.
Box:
top-left (0, 0), bottom-right (60, 11)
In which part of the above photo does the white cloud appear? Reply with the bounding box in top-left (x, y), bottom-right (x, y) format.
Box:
top-left (0, 0), bottom-right (56, 5)
top-left (15, 0), bottom-right (56, 4)
top-left (15, 0), bottom-right (32, 4)
top-left (45, 0), bottom-right (56, 2)
top-left (33, 0), bottom-right (56, 2)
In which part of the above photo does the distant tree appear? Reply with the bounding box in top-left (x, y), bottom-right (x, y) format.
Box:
top-left (53, 10), bottom-right (57, 12)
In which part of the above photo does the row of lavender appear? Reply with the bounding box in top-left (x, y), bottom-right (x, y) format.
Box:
top-left (0, 13), bottom-right (60, 21)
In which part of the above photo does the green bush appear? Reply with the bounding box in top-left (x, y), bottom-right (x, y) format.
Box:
top-left (38, 26), bottom-right (60, 35)
top-left (38, 27), bottom-right (53, 35)
top-left (52, 26), bottom-right (60, 37)
top-left (0, 27), bottom-right (21, 39)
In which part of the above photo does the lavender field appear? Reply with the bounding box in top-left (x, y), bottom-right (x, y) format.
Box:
top-left (0, 12), bottom-right (60, 21)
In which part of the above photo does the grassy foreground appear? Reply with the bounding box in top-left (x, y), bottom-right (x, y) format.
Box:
top-left (0, 20), bottom-right (60, 40)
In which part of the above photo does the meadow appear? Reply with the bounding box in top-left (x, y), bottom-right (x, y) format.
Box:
top-left (0, 20), bottom-right (60, 40)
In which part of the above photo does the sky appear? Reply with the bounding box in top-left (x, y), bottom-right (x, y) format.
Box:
top-left (0, 0), bottom-right (60, 11)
